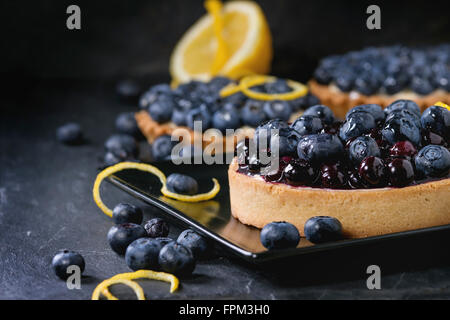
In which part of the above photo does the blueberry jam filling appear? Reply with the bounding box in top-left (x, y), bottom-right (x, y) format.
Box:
top-left (314, 45), bottom-right (450, 96)
top-left (237, 100), bottom-right (450, 189)
top-left (140, 76), bottom-right (320, 129)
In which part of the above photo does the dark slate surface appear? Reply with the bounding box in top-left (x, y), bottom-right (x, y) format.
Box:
top-left (0, 79), bottom-right (450, 300)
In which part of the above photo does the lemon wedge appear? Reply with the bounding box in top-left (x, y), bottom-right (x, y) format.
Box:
top-left (170, 0), bottom-right (272, 84)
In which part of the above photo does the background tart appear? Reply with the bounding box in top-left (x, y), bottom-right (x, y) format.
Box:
top-left (228, 158), bottom-right (450, 238)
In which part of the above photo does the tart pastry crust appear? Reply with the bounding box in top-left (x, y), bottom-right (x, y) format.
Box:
top-left (309, 80), bottom-right (450, 119)
top-left (228, 158), bottom-right (450, 238)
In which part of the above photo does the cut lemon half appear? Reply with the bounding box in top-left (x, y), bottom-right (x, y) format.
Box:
top-left (170, 0), bottom-right (273, 84)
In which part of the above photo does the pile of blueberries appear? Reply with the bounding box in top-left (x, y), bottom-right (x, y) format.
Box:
top-left (238, 100), bottom-right (450, 189)
top-left (314, 45), bottom-right (450, 95)
top-left (52, 173), bottom-right (210, 280)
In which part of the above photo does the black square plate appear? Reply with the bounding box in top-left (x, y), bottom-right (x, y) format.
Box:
top-left (106, 161), bottom-right (450, 263)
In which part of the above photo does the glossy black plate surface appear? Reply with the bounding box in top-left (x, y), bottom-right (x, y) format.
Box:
top-left (106, 161), bottom-right (450, 263)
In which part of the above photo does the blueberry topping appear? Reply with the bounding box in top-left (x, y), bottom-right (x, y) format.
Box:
top-left (212, 108), bottom-right (241, 133)
top-left (304, 216), bottom-right (343, 244)
top-left (240, 100), bottom-right (267, 127)
top-left (177, 229), bottom-right (210, 259)
top-left (264, 79), bottom-right (292, 94)
top-left (346, 104), bottom-right (384, 123)
top-left (387, 158), bottom-right (415, 187)
top-left (112, 203), bottom-right (143, 225)
top-left (144, 218), bottom-right (170, 238)
top-left (421, 105), bottom-right (450, 140)
top-left (349, 136), bottom-right (380, 164)
top-left (320, 164), bottom-right (348, 189)
top-left (303, 105), bottom-right (335, 125)
top-left (358, 156), bottom-right (386, 186)
top-left (291, 115), bottom-right (324, 136)
top-left (389, 141), bottom-right (418, 159)
top-left (339, 112), bottom-right (376, 141)
top-left (158, 242), bottom-right (196, 276)
top-left (254, 119), bottom-right (290, 150)
top-left (105, 134), bottom-right (138, 159)
top-left (297, 134), bottom-right (345, 164)
top-left (107, 223), bottom-right (147, 255)
top-left (56, 123), bottom-right (83, 145)
top-left (115, 112), bottom-right (140, 137)
top-left (148, 95), bottom-right (175, 123)
top-left (116, 79), bottom-right (141, 102)
top-left (151, 135), bottom-right (175, 161)
top-left (52, 250), bottom-right (85, 280)
top-left (263, 100), bottom-right (293, 121)
top-left (166, 173), bottom-right (199, 195)
top-left (415, 145), bottom-right (450, 178)
top-left (276, 127), bottom-right (302, 157)
top-left (385, 100), bottom-right (421, 117)
top-left (283, 159), bottom-right (317, 186)
top-left (125, 238), bottom-right (163, 271)
top-left (382, 116), bottom-right (421, 146)
top-left (139, 84), bottom-right (171, 109)
top-left (186, 104), bottom-right (212, 131)
top-left (260, 222), bottom-right (300, 250)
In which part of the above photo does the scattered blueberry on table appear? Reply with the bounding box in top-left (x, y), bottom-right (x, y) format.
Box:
top-left (112, 203), bottom-right (143, 225)
top-left (52, 250), bottom-right (85, 280)
top-left (125, 237), bottom-right (164, 271)
top-left (177, 229), bottom-right (210, 259)
top-left (56, 122), bottom-right (83, 145)
top-left (144, 218), bottom-right (170, 238)
top-left (304, 216), bottom-right (343, 244)
top-left (158, 242), bottom-right (196, 277)
top-left (107, 223), bottom-right (147, 255)
top-left (260, 222), bottom-right (300, 250)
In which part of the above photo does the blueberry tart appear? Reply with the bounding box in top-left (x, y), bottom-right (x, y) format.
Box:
top-left (310, 45), bottom-right (450, 119)
top-left (228, 101), bottom-right (450, 238)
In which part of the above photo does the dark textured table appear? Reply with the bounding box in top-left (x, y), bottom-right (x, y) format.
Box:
top-left (1, 79), bottom-right (450, 300)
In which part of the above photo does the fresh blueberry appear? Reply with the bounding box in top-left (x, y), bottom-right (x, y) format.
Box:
top-left (186, 104), bottom-right (212, 131)
top-left (411, 76), bottom-right (434, 95)
top-left (436, 72), bottom-right (450, 91)
top-left (177, 229), bottom-right (210, 259)
top-left (339, 112), bottom-right (376, 142)
top-left (382, 116), bottom-right (421, 146)
top-left (384, 100), bottom-right (421, 117)
top-left (208, 76), bottom-right (233, 93)
top-left (115, 112), bottom-right (140, 137)
top-left (283, 159), bottom-right (318, 186)
top-left (148, 95), bottom-right (175, 123)
top-left (125, 238), bottom-right (163, 271)
top-left (222, 92), bottom-right (247, 107)
top-left (335, 70), bottom-right (355, 92)
top-left (212, 108), bottom-right (241, 133)
top-left (297, 133), bottom-right (345, 164)
top-left (116, 79), bottom-right (141, 102)
top-left (304, 216), bottom-right (343, 244)
top-left (353, 74), bottom-right (381, 95)
top-left (254, 119), bottom-right (290, 150)
top-left (166, 173), bottom-right (198, 195)
top-left (105, 134), bottom-right (138, 159)
top-left (314, 66), bottom-right (333, 85)
top-left (291, 115), bottom-right (323, 136)
top-left (358, 156), bottom-right (387, 186)
top-left (276, 127), bottom-right (302, 157)
top-left (303, 105), bottom-right (335, 125)
top-left (56, 123), bottom-right (83, 145)
top-left (421, 105), bottom-right (450, 140)
top-left (387, 158), bottom-right (415, 187)
top-left (382, 75), bottom-right (407, 95)
top-left (144, 218), bottom-right (170, 238)
top-left (385, 109), bottom-right (421, 129)
top-left (346, 104), bottom-right (384, 123)
top-left (151, 135), bottom-right (175, 161)
top-left (415, 145), bottom-right (450, 178)
top-left (52, 250), bottom-right (85, 280)
top-left (104, 151), bottom-right (123, 166)
top-left (107, 223), bottom-right (147, 255)
top-left (263, 100), bottom-right (293, 121)
top-left (155, 237), bottom-right (175, 247)
top-left (349, 136), bottom-right (380, 164)
top-left (158, 242), bottom-right (196, 276)
top-left (139, 84), bottom-right (171, 109)
top-left (241, 100), bottom-right (267, 127)
top-left (112, 203), bottom-right (143, 225)
top-left (264, 79), bottom-right (291, 94)
top-left (390, 141), bottom-right (418, 159)
top-left (260, 222), bottom-right (300, 250)
top-left (320, 164), bottom-right (348, 189)
top-left (171, 107), bottom-right (189, 126)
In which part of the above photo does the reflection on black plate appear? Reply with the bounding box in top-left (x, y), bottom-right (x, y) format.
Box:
top-left (106, 161), bottom-right (450, 263)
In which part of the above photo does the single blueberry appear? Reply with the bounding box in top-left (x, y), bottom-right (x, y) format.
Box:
top-left (382, 116), bottom-right (421, 146)
top-left (297, 133), bottom-right (345, 164)
top-left (56, 123), bottom-right (83, 145)
top-left (314, 66), bottom-right (334, 85)
top-left (139, 84), bottom-right (171, 109)
top-left (411, 76), bottom-right (434, 95)
top-left (254, 119), bottom-right (290, 150)
top-left (304, 216), bottom-right (343, 244)
top-left (346, 104), bottom-right (384, 123)
top-left (151, 135), bottom-right (175, 161)
top-left (112, 203), bottom-right (143, 225)
top-left (276, 128), bottom-right (302, 157)
top-left (104, 134), bottom-right (138, 159)
top-left (115, 112), bottom-right (140, 137)
top-left (241, 100), bottom-right (267, 127)
top-left (186, 104), bottom-right (212, 131)
top-left (435, 72), bottom-right (450, 91)
top-left (177, 229), bottom-right (210, 259)
top-left (148, 95), bottom-right (175, 123)
top-left (421, 105), bottom-right (450, 140)
top-left (212, 108), bottom-right (241, 133)
top-left (349, 136), bottom-right (380, 164)
top-left (171, 107), bottom-right (189, 126)
top-left (354, 74), bottom-right (381, 95)
top-left (144, 218), bottom-right (170, 238)
top-left (208, 76), bottom-right (233, 93)
top-left (154, 237), bottom-right (175, 248)
top-left (303, 105), bottom-right (335, 125)
top-left (384, 100), bottom-right (421, 117)
top-left (291, 115), bottom-right (324, 136)
top-left (166, 173), bottom-right (198, 195)
top-left (415, 145), bottom-right (450, 178)
top-left (158, 243), bottom-right (196, 277)
top-left (385, 109), bottom-right (421, 129)
top-left (264, 79), bottom-right (291, 94)
top-left (125, 238), bottom-right (163, 271)
top-left (107, 223), bottom-right (147, 255)
top-left (260, 222), bottom-right (300, 250)
top-left (116, 79), bottom-right (141, 102)
top-left (335, 70), bottom-right (355, 92)
top-left (263, 100), bottom-right (293, 121)
top-left (339, 112), bottom-right (376, 141)
top-left (52, 250), bottom-right (85, 280)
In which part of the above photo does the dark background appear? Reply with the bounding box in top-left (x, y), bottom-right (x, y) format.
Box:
top-left (1, 0), bottom-right (450, 300)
